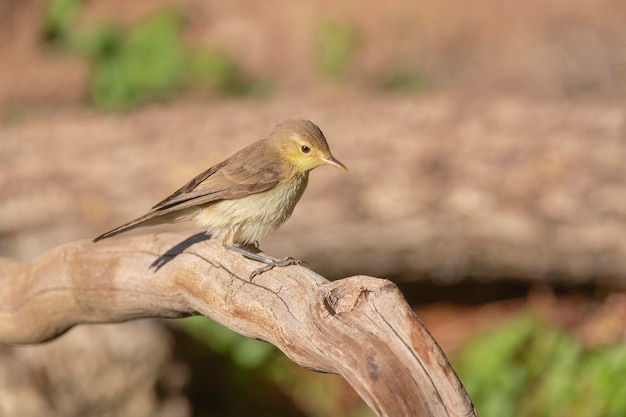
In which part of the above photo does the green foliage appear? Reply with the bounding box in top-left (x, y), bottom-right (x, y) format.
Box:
top-left (90, 12), bottom-right (186, 110)
top-left (454, 316), bottom-right (626, 417)
top-left (379, 70), bottom-right (432, 93)
top-left (43, 0), bottom-right (264, 111)
top-left (181, 316), bottom-right (274, 370)
top-left (187, 50), bottom-right (241, 92)
top-left (267, 355), bottom-right (374, 417)
top-left (4, 105), bottom-right (29, 125)
top-left (187, 49), bottom-right (271, 97)
top-left (315, 21), bottom-right (359, 81)
top-left (43, 0), bottom-right (82, 45)
top-left (180, 317), bottom-right (372, 416)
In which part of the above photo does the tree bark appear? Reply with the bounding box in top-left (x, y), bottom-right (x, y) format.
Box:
top-left (0, 232), bottom-right (477, 417)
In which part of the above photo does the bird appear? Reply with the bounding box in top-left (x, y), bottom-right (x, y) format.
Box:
top-left (94, 119), bottom-right (347, 276)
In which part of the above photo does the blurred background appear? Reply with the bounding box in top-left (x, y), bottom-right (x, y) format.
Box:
top-left (1, 0), bottom-right (626, 416)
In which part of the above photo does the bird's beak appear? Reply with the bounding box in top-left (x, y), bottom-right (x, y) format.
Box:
top-left (321, 155), bottom-right (348, 173)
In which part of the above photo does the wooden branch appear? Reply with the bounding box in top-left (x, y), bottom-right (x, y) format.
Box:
top-left (0, 232), bottom-right (477, 417)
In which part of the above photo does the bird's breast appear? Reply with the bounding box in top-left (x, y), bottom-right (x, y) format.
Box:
top-left (192, 172), bottom-right (309, 244)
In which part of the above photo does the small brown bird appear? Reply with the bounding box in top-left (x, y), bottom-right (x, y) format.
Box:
top-left (94, 119), bottom-right (347, 274)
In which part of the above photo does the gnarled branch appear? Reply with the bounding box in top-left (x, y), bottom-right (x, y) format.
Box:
top-left (0, 232), bottom-right (477, 417)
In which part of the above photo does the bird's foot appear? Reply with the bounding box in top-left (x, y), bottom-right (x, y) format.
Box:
top-left (225, 246), bottom-right (307, 279)
top-left (249, 256), bottom-right (303, 279)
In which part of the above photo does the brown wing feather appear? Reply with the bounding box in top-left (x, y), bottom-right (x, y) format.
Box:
top-left (151, 160), bottom-right (227, 209)
top-left (94, 139), bottom-right (286, 242)
top-left (152, 140), bottom-right (285, 211)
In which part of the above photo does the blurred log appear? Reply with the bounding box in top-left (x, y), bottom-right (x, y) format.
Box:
top-left (2, 95), bottom-right (625, 286)
top-left (0, 232), bottom-right (476, 417)
top-left (0, 321), bottom-right (189, 417)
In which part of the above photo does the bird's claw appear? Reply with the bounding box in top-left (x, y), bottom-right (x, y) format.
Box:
top-left (250, 256), bottom-right (306, 280)
top-left (225, 246), bottom-right (308, 280)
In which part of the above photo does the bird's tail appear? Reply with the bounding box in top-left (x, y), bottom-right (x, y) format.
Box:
top-left (93, 211), bottom-right (169, 242)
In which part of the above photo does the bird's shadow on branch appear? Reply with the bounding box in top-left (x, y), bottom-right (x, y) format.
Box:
top-left (150, 232), bottom-right (212, 271)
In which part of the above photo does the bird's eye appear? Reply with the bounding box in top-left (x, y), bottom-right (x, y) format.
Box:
top-left (301, 145), bottom-right (311, 154)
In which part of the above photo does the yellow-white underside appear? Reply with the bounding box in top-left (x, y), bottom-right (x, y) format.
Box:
top-left (176, 175), bottom-right (308, 246)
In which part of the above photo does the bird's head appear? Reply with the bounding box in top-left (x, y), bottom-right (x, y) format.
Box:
top-left (270, 119), bottom-right (348, 174)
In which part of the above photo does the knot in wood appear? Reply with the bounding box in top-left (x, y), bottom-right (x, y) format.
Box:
top-left (323, 276), bottom-right (397, 315)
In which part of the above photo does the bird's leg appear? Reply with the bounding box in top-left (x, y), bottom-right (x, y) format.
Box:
top-left (225, 245), bottom-right (304, 279)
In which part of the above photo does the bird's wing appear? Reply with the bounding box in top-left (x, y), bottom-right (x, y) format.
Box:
top-left (151, 151), bottom-right (283, 213)
top-left (93, 142), bottom-right (285, 242)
